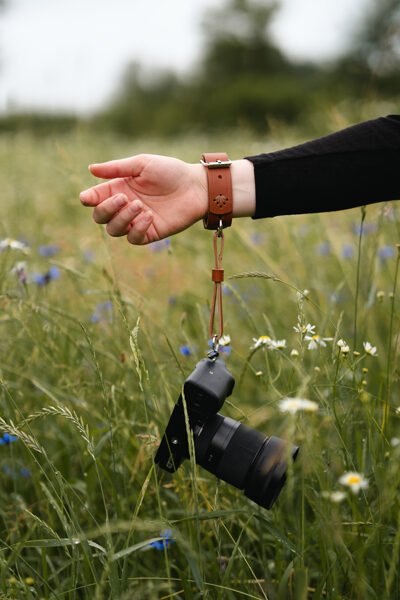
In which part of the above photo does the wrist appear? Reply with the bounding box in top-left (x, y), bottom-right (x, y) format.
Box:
top-left (231, 159), bottom-right (256, 217)
top-left (191, 159), bottom-right (256, 223)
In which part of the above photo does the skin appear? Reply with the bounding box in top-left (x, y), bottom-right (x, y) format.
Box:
top-left (79, 154), bottom-right (256, 245)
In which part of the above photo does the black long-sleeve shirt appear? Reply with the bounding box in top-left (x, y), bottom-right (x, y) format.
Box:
top-left (245, 114), bottom-right (400, 219)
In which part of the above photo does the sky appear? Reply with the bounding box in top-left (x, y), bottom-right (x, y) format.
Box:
top-left (0, 0), bottom-right (370, 115)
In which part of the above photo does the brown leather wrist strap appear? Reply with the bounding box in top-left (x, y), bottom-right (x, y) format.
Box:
top-left (201, 152), bottom-right (233, 230)
top-left (209, 228), bottom-right (225, 349)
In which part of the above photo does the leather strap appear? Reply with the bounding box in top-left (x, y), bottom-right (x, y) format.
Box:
top-left (201, 152), bottom-right (233, 230)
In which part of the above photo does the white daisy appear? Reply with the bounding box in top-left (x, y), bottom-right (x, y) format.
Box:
top-left (251, 335), bottom-right (273, 349)
top-left (304, 334), bottom-right (333, 350)
top-left (278, 397), bottom-right (319, 414)
top-left (270, 339), bottom-right (287, 350)
top-left (321, 490), bottom-right (346, 503)
top-left (363, 341), bottom-right (378, 357)
top-left (294, 322), bottom-right (316, 335)
top-left (338, 472), bottom-right (368, 494)
top-left (290, 348), bottom-right (299, 358)
top-left (390, 437), bottom-right (400, 447)
top-left (218, 334), bottom-right (231, 346)
top-left (0, 237), bottom-right (29, 253)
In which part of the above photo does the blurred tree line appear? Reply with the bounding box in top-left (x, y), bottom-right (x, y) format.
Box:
top-left (1, 0), bottom-right (399, 136)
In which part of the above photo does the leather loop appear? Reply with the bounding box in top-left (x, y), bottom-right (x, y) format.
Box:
top-left (201, 152), bottom-right (233, 230)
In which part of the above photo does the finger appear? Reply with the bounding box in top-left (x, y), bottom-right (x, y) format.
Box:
top-left (92, 193), bottom-right (128, 224)
top-left (106, 200), bottom-right (144, 237)
top-left (127, 211), bottom-right (154, 245)
top-left (80, 179), bottom-right (126, 207)
top-left (89, 155), bottom-right (146, 180)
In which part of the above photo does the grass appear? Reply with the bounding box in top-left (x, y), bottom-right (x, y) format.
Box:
top-left (0, 112), bottom-right (400, 599)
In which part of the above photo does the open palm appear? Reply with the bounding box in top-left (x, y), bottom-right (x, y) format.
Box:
top-left (80, 154), bottom-right (207, 245)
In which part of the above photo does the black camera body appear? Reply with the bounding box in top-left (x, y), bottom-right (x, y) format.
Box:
top-left (155, 357), bottom-right (298, 510)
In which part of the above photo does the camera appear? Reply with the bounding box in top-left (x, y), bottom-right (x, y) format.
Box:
top-left (155, 357), bottom-right (299, 509)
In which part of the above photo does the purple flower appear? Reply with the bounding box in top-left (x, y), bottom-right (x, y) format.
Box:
top-left (89, 313), bottom-right (101, 324)
top-left (20, 468), bottom-right (31, 478)
top-left (179, 345), bottom-right (191, 356)
top-left (83, 249), bottom-right (95, 262)
top-left (31, 266), bottom-right (60, 286)
top-left (149, 529), bottom-right (174, 550)
top-left (342, 244), bottom-right (355, 259)
top-left (39, 245), bottom-right (59, 257)
top-left (378, 245), bottom-right (395, 260)
top-left (148, 239), bottom-right (171, 252)
top-left (316, 241), bottom-right (331, 256)
top-left (0, 433), bottom-right (18, 445)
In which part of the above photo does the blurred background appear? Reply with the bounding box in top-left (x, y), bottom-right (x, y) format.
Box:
top-left (0, 0), bottom-right (399, 137)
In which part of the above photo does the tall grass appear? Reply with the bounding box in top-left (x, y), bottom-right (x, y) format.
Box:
top-left (0, 117), bottom-right (399, 599)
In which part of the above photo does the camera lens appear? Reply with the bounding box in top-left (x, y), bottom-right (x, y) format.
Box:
top-left (195, 414), bottom-right (298, 509)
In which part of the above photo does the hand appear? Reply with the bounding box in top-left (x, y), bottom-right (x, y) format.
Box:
top-left (80, 154), bottom-right (208, 245)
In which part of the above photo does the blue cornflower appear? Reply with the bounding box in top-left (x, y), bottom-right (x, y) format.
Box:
top-left (96, 301), bottom-right (112, 312)
top-left (31, 266), bottom-right (60, 286)
top-left (83, 249), bottom-right (95, 262)
top-left (0, 433), bottom-right (18, 445)
top-left (148, 239), bottom-right (171, 252)
top-left (342, 244), bottom-right (355, 259)
top-left (39, 245), bottom-right (59, 257)
top-left (149, 529), bottom-right (174, 550)
top-left (378, 245), bottom-right (395, 260)
top-left (20, 468), bottom-right (31, 478)
top-left (90, 300), bottom-right (113, 324)
top-left (316, 241), bottom-right (331, 256)
top-left (179, 345), bottom-right (191, 356)
top-left (222, 285), bottom-right (232, 295)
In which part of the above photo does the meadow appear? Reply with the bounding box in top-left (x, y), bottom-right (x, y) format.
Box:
top-left (0, 109), bottom-right (400, 599)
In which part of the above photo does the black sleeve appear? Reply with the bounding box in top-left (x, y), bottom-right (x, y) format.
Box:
top-left (245, 114), bottom-right (400, 219)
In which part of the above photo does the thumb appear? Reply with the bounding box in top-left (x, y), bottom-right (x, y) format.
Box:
top-left (89, 155), bottom-right (147, 179)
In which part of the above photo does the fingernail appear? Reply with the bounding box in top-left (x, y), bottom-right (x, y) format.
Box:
top-left (114, 194), bottom-right (127, 208)
top-left (129, 200), bottom-right (143, 214)
top-left (142, 212), bottom-right (153, 223)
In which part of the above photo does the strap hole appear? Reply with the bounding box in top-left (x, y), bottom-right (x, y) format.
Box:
top-left (218, 174), bottom-right (222, 179)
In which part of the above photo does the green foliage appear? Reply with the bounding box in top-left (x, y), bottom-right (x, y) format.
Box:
top-left (0, 120), bottom-right (400, 598)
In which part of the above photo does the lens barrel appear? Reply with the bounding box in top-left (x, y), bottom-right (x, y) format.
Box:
top-left (195, 414), bottom-right (298, 509)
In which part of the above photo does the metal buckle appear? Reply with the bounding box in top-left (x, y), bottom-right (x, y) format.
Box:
top-left (200, 159), bottom-right (232, 169)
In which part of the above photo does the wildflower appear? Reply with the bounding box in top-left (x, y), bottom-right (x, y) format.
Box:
top-left (294, 322), bottom-right (315, 335)
top-left (83, 249), bottom-right (95, 262)
top-left (168, 295), bottom-right (177, 305)
top-left (148, 239), bottom-right (171, 252)
top-left (342, 244), bottom-right (355, 259)
top-left (304, 334), bottom-right (333, 350)
top-left (39, 244), bottom-right (59, 257)
top-left (363, 368), bottom-right (368, 373)
top-left (0, 433), bottom-right (18, 445)
top-left (25, 576), bottom-right (34, 585)
top-left (378, 245), bottom-right (395, 260)
top-left (337, 340), bottom-right (350, 355)
top-left (363, 341), bottom-right (378, 357)
top-left (149, 529), bottom-right (174, 550)
top-left (20, 468), bottom-right (31, 478)
top-left (321, 490), bottom-right (346, 503)
top-left (219, 334), bottom-right (231, 346)
top-left (219, 345), bottom-right (231, 356)
top-left (396, 406), bottom-right (400, 415)
top-left (270, 339), bottom-right (287, 350)
top-left (11, 261), bottom-right (27, 284)
top-left (376, 290), bottom-right (385, 301)
top-left (339, 472), bottom-right (368, 494)
top-left (391, 437), bottom-right (400, 447)
top-left (290, 349), bottom-right (299, 358)
top-left (251, 335), bottom-right (272, 349)
top-left (302, 289), bottom-right (310, 297)
top-left (278, 397), bottom-right (318, 414)
top-left (217, 556), bottom-right (228, 572)
top-left (353, 351), bottom-right (360, 356)
top-left (0, 237), bottom-right (29, 253)
top-left (31, 266), bottom-right (60, 286)
top-left (89, 300), bottom-right (113, 324)
top-left (316, 241), bottom-right (331, 256)
top-left (361, 380), bottom-right (367, 386)
top-left (179, 345), bottom-right (191, 356)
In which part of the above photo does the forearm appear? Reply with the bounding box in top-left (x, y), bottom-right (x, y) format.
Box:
top-left (245, 115), bottom-right (400, 219)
